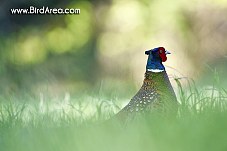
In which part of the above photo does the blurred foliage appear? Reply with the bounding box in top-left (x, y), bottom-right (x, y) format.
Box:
top-left (0, 0), bottom-right (227, 97)
top-left (0, 79), bottom-right (227, 151)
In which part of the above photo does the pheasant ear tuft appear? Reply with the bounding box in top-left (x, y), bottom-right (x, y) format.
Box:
top-left (145, 50), bottom-right (150, 55)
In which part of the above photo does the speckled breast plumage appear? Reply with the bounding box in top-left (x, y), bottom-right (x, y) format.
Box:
top-left (115, 71), bottom-right (178, 123)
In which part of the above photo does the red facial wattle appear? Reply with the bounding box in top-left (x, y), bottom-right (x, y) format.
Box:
top-left (159, 53), bottom-right (167, 62)
top-left (158, 47), bottom-right (167, 62)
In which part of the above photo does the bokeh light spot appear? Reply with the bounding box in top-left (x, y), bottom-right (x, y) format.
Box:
top-left (10, 36), bottom-right (46, 65)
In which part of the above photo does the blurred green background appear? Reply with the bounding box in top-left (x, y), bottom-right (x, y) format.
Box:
top-left (0, 0), bottom-right (227, 98)
top-left (1, 2), bottom-right (227, 151)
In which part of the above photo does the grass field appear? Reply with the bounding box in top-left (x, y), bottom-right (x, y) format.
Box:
top-left (0, 78), bottom-right (227, 151)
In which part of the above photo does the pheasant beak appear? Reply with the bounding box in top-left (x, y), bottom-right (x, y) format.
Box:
top-left (165, 50), bottom-right (171, 55)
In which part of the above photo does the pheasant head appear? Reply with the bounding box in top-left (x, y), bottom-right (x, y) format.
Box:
top-left (145, 47), bottom-right (171, 72)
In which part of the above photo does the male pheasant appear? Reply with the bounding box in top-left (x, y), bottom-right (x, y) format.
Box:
top-left (113, 47), bottom-right (178, 124)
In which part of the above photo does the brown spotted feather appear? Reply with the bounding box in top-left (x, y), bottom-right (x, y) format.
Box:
top-left (114, 71), bottom-right (178, 124)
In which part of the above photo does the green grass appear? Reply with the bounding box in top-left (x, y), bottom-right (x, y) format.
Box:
top-left (0, 79), bottom-right (227, 151)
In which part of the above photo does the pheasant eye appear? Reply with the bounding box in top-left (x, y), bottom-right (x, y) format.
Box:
top-left (160, 50), bottom-right (163, 53)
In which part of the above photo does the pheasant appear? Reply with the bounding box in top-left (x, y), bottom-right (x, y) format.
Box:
top-left (113, 47), bottom-right (178, 124)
